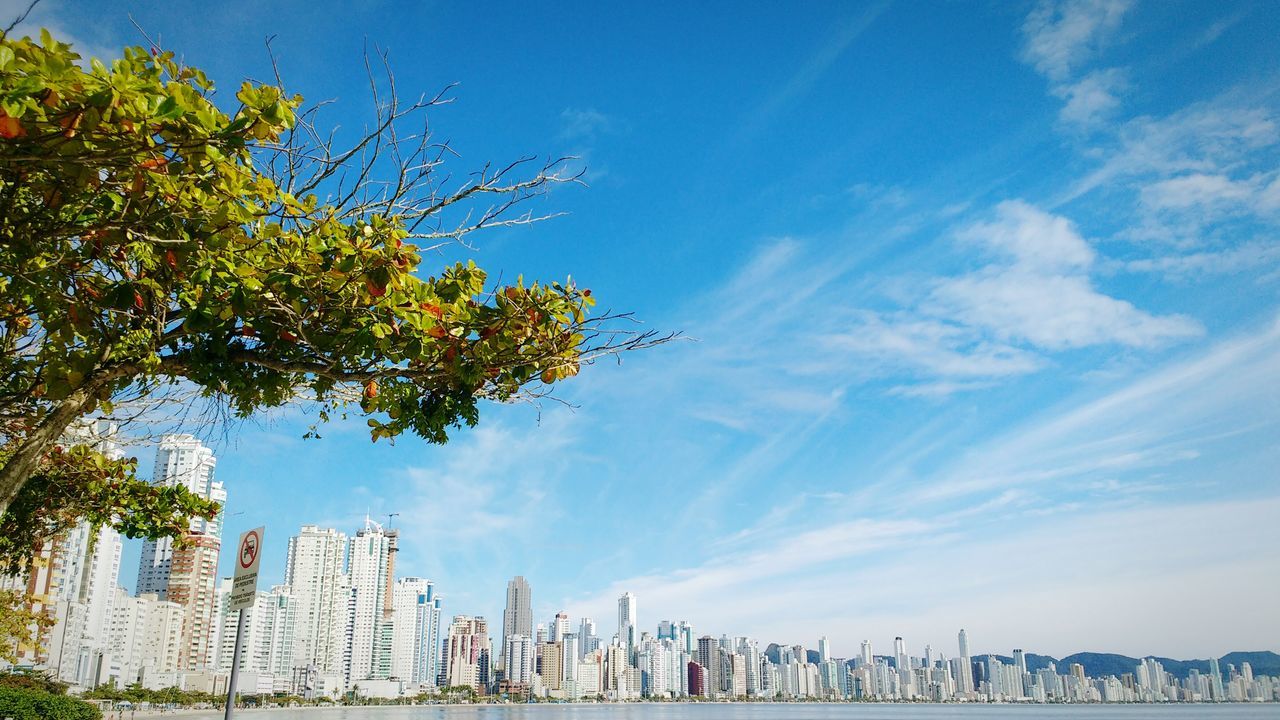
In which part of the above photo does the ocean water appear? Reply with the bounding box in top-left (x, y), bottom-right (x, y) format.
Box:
top-left (183, 703), bottom-right (1280, 720)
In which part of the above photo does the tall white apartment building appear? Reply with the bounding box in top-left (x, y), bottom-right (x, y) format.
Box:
top-left (215, 583), bottom-right (297, 685)
top-left (107, 588), bottom-right (185, 686)
top-left (135, 435), bottom-right (225, 672)
top-left (346, 518), bottom-right (395, 683)
top-left (47, 521), bottom-right (123, 686)
top-left (578, 618), bottom-right (598, 659)
top-left (0, 421), bottom-right (125, 684)
top-left (552, 612), bottom-right (571, 644)
top-left (284, 525), bottom-right (350, 676)
top-left (136, 435), bottom-right (224, 595)
top-left (390, 577), bottom-right (442, 686)
top-left (505, 634), bottom-right (533, 684)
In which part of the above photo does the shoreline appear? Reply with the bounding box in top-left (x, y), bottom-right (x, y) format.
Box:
top-left (101, 700), bottom-right (1278, 718)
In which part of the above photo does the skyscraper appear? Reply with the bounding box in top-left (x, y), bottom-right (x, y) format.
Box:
top-left (894, 636), bottom-right (907, 671)
top-left (135, 435), bottom-right (225, 671)
top-left (818, 637), bottom-right (831, 664)
top-left (284, 525), bottom-right (350, 677)
top-left (390, 577), bottom-right (442, 686)
top-left (618, 592), bottom-right (637, 663)
top-left (347, 517), bottom-right (394, 682)
top-left (578, 617), bottom-right (598, 659)
top-left (136, 435), bottom-right (224, 596)
top-left (505, 634), bottom-right (533, 684)
top-left (696, 636), bottom-right (722, 699)
top-left (957, 628), bottom-right (973, 693)
top-left (503, 576), bottom-right (532, 644)
top-left (552, 612), bottom-right (571, 644)
top-left (861, 640), bottom-right (873, 666)
top-left (444, 616), bottom-right (490, 690)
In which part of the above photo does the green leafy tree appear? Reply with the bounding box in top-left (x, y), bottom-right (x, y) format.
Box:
top-left (0, 589), bottom-right (52, 663)
top-left (0, 686), bottom-right (100, 720)
top-left (0, 29), bottom-right (666, 551)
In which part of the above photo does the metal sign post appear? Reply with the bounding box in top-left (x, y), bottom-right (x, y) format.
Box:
top-left (224, 527), bottom-right (264, 720)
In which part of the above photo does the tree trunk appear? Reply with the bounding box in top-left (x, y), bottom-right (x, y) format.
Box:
top-left (0, 382), bottom-right (105, 519)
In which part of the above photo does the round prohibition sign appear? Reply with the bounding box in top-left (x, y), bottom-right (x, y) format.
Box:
top-left (238, 530), bottom-right (261, 570)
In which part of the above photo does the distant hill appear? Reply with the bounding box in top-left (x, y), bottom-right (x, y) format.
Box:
top-left (988, 653), bottom-right (1056, 673)
top-left (785, 644), bottom-right (1278, 680)
top-left (975, 651), bottom-right (1280, 680)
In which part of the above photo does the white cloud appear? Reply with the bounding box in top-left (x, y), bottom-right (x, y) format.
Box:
top-left (1066, 102), bottom-right (1279, 204)
top-left (561, 322), bottom-right (1280, 656)
top-left (0, 0), bottom-right (116, 65)
top-left (931, 271), bottom-right (1201, 350)
top-left (1022, 0), bottom-right (1132, 82)
top-left (909, 316), bottom-right (1280, 505)
top-left (392, 413), bottom-right (577, 571)
top-left (1142, 172), bottom-right (1257, 211)
top-left (558, 108), bottom-right (613, 142)
top-left (956, 199), bottom-right (1095, 271)
top-left (1054, 68), bottom-right (1126, 126)
top-left (822, 313), bottom-right (1042, 378)
top-left (929, 201), bottom-right (1202, 350)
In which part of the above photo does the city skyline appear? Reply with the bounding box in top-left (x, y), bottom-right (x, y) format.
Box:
top-left (18, 0), bottom-right (1280, 662)
top-left (2, 429), bottom-right (1274, 702)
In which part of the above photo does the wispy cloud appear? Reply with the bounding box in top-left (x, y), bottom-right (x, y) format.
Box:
top-left (926, 201), bottom-right (1202, 350)
top-left (559, 108), bottom-right (613, 143)
top-left (1, 0), bottom-right (118, 65)
top-left (734, 3), bottom-right (888, 143)
top-left (1054, 68), bottom-right (1126, 126)
top-left (906, 315), bottom-right (1280, 505)
top-left (1021, 0), bottom-right (1133, 82)
top-left (561, 318), bottom-right (1280, 655)
top-left (1063, 99), bottom-right (1279, 206)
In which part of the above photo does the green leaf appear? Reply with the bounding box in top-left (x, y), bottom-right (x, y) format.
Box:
top-left (155, 95), bottom-right (183, 121)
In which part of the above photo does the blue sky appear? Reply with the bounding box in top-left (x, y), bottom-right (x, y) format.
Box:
top-left (17, 0), bottom-right (1280, 659)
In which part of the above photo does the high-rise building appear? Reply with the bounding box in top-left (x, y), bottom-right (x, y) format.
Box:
top-left (861, 640), bottom-right (873, 666)
top-left (697, 636), bottom-right (722, 699)
top-left (347, 517), bottom-right (394, 682)
top-left (540, 641), bottom-right (563, 690)
top-left (552, 612), bottom-right (571, 644)
top-left (505, 634), bottom-right (533, 684)
top-left (284, 525), bottom-right (350, 677)
top-left (131, 435), bottom-right (226, 671)
top-left (618, 592), bottom-right (637, 663)
top-left (390, 577), bottom-right (441, 686)
top-left (444, 616), bottom-right (490, 690)
top-left (818, 637), bottom-right (831, 664)
top-left (39, 421), bottom-right (126, 686)
top-left (562, 633), bottom-right (579, 685)
top-left (215, 583), bottom-right (297, 680)
top-left (134, 435), bottom-right (225, 671)
top-left (578, 617), bottom-right (598, 659)
top-left (136, 435), bottom-right (224, 596)
top-left (107, 588), bottom-right (185, 685)
top-left (956, 628), bottom-right (973, 693)
top-left (503, 576), bottom-right (532, 645)
top-left (894, 637), bottom-right (907, 671)
top-left (168, 533), bottom-right (222, 670)
top-left (0, 520), bottom-right (123, 681)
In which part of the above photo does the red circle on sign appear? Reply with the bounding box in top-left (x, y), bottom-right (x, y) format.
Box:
top-left (239, 530), bottom-right (260, 569)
